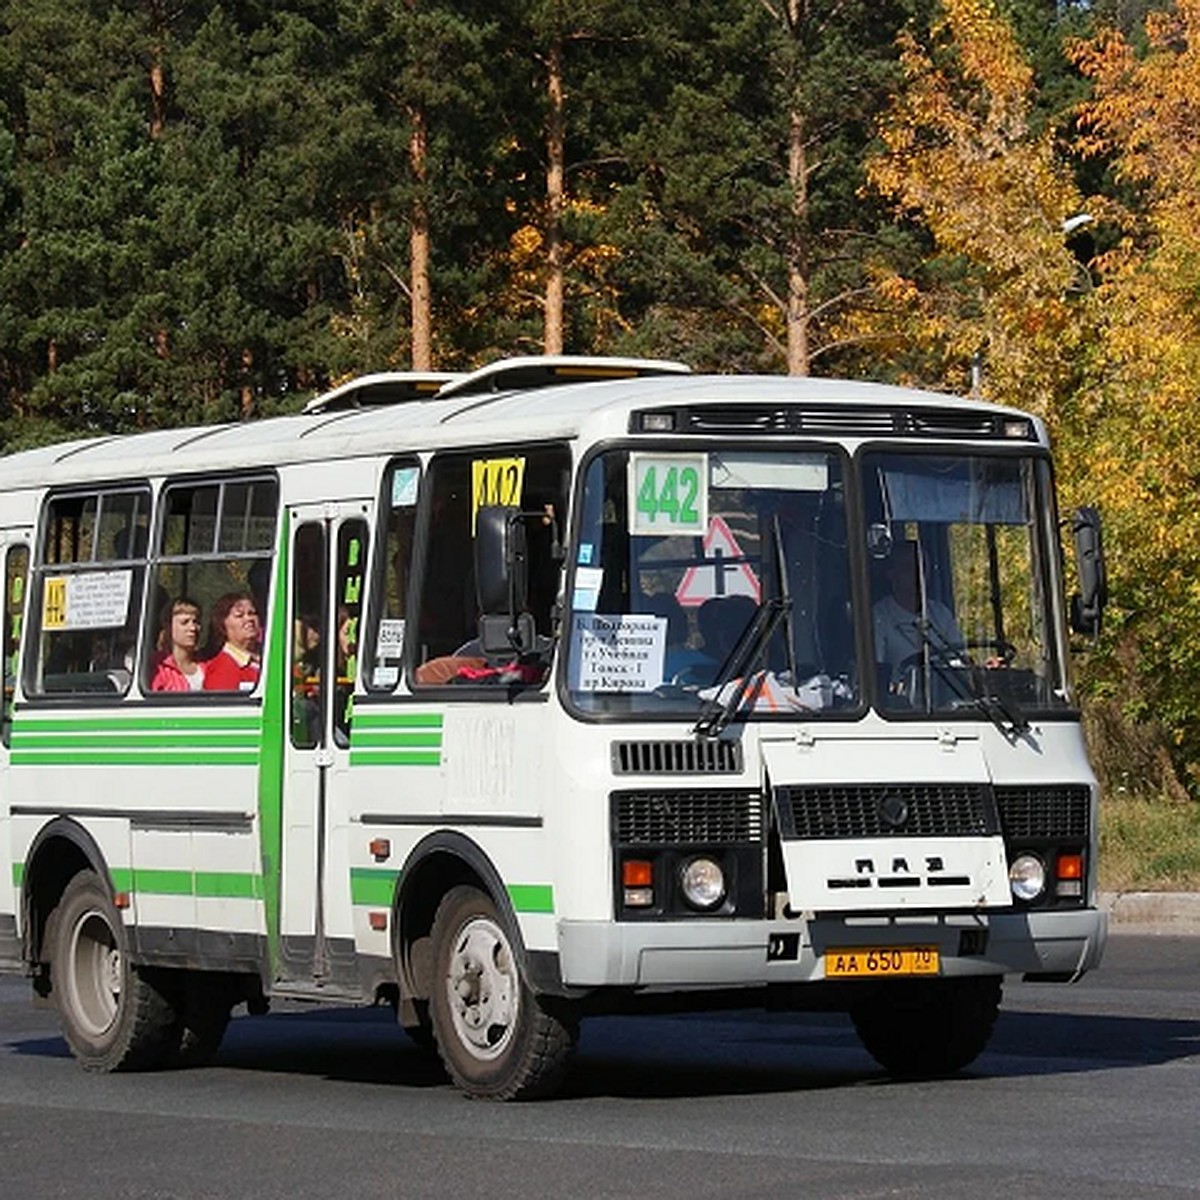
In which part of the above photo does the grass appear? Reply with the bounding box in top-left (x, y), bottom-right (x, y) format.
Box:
top-left (1099, 794), bottom-right (1200, 892)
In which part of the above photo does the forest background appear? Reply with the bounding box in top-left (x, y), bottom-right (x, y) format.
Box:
top-left (3, 0), bottom-right (1200, 874)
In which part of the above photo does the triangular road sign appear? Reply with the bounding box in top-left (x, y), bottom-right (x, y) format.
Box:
top-left (675, 515), bottom-right (761, 607)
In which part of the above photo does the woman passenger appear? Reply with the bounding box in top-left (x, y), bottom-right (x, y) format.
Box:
top-left (203, 591), bottom-right (262, 691)
top-left (150, 597), bottom-right (205, 692)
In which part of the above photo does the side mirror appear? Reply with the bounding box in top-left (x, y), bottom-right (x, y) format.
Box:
top-left (1069, 506), bottom-right (1107, 637)
top-left (474, 505), bottom-right (534, 656)
top-left (475, 505), bottom-right (527, 616)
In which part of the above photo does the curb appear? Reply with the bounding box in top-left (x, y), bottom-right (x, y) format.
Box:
top-left (1100, 891), bottom-right (1200, 932)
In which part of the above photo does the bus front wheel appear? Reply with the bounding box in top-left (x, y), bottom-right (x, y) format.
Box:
top-left (850, 975), bottom-right (1001, 1079)
top-left (429, 885), bottom-right (577, 1100)
top-left (49, 870), bottom-right (180, 1072)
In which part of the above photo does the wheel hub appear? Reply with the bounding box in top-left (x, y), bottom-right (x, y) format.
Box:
top-left (446, 917), bottom-right (518, 1060)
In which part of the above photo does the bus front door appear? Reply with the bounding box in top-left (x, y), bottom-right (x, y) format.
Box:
top-left (277, 502), bottom-right (371, 991)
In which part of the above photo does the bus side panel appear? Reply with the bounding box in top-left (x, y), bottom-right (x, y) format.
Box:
top-left (344, 703), bottom-right (558, 966)
top-left (9, 707), bottom-right (267, 972)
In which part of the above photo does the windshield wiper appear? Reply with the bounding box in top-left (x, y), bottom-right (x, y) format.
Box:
top-left (693, 596), bottom-right (791, 738)
top-left (906, 620), bottom-right (1029, 736)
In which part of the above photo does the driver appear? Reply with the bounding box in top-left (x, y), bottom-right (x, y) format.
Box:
top-left (872, 545), bottom-right (963, 689)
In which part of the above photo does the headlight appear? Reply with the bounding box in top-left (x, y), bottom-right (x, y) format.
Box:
top-left (1009, 853), bottom-right (1046, 902)
top-left (680, 856), bottom-right (726, 910)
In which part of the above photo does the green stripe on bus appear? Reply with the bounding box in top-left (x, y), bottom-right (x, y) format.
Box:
top-left (348, 750), bottom-right (441, 767)
top-left (13, 716), bottom-right (261, 733)
top-left (350, 731), bottom-right (442, 749)
top-left (350, 867), bottom-right (400, 907)
top-left (507, 884), bottom-right (554, 914)
top-left (195, 871), bottom-right (263, 899)
top-left (352, 712), bottom-right (442, 730)
top-left (257, 511), bottom-right (290, 974)
top-left (10, 751), bottom-right (258, 766)
top-left (107, 869), bottom-right (263, 898)
top-left (131, 868), bottom-right (193, 895)
top-left (11, 862), bottom-right (23, 889)
top-left (11, 732), bottom-right (261, 749)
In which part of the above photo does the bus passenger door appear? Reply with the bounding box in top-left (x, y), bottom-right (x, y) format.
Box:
top-left (278, 502), bottom-right (370, 989)
top-left (0, 530), bottom-right (30, 969)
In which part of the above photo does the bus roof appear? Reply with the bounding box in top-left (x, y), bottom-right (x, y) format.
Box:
top-left (0, 362), bottom-right (1045, 493)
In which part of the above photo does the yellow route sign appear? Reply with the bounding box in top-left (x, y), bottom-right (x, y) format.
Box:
top-left (471, 457), bottom-right (525, 532)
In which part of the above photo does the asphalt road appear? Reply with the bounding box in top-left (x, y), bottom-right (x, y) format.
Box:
top-left (2, 932), bottom-right (1199, 1200)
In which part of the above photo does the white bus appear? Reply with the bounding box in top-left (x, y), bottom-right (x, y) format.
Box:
top-left (0, 357), bottom-right (1108, 1099)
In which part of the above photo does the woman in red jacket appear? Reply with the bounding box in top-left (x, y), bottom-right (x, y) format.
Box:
top-left (203, 591), bottom-right (261, 692)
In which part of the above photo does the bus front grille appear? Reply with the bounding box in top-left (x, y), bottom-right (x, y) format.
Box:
top-left (774, 783), bottom-right (997, 839)
top-left (611, 739), bottom-right (743, 775)
top-left (994, 785), bottom-right (1090, 840)
top-left (612, 790), bottom-right (764, 846)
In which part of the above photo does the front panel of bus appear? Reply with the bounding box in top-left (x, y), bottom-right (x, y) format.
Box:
top-left (549, 415), bottom-right (1102, 990)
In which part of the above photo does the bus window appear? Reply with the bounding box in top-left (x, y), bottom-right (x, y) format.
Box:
top-left (333, 519), bottom-right (367, 746)
top-left (290, 523), bottom-right (327, 748)
top-left (30, 488), bottom-right (150, 696)
top-left (364, 458), bottom-right (419, 693)
top-left (144, 476), bottom-right (278, 696)
top-left (411, 445), bottom-right (569, 688)
top-left (3, 543), bottom-right (28, 732)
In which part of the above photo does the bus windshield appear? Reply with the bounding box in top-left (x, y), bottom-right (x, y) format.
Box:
top-left (565, 445), bottom-right (1070, 723)
top-left (566, 447), bottom-right (857, 718)
top-left (864, 449), bottom-right (1070, 722)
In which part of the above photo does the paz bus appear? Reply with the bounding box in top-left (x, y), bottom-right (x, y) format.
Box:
top-left (0, 356), bottom-right (1108, 1099)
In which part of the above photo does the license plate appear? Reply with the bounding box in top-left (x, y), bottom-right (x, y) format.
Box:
top-left (824, 946), bottom-right (940, 979)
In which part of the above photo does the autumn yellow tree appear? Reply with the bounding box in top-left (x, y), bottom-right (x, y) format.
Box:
top-left (1066, 1), bottom-right (1200, 789)
top-left (850, 0), bottom-right (1090, 427)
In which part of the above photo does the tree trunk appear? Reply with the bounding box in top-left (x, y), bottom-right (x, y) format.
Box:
top-left (786, 101), bottom-right (810, 376)
top-left (409, 103), bottom-right (432, 370)
top-left (786, 0), bottom-right (810, 376)
top-left (544, 33), bottom-right (566, 355)
top-left (240, 347), bottom-right (254, 419)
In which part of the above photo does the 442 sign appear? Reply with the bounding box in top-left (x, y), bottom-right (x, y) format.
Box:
top-left (628, 453), bottom-right (707, 536)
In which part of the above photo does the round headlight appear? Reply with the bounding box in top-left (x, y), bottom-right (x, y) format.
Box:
top-left (1009, 853), bottom-right (1046, 902)
top-left (680, 856), bottom-right (726, 910)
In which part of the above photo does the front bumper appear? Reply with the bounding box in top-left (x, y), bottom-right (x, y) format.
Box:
top-left (557, 906), bottom-right (1107, 989)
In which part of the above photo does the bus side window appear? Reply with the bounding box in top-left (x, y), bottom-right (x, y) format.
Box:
top-left (290, 523), bottom-right (326, 748)
top-left (412, 445), bottom-right (569, 688)
top-left (364, 459), bottom-right (419, 693)
top-left (144, 476), bottom-right (278, 697)
top-left (333, 519), bottom-right (368, 747)
top-left (30, 488), bottom-right (150, 698)
top-left (3, 543), bottom-right (29, 738)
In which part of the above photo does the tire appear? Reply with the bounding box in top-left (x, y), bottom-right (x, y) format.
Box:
top-left (850, 975), bottom-right (1002, 1079)
top-left (428, 885), bottom-right (577, 1100)
top-left (49, 870), bottom-right (180, 1072)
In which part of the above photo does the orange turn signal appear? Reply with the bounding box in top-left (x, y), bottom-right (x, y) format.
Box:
top-left (1057, 853), bottom-right (1083, 880)
top-left (623, 860), bottom-right (653, 888)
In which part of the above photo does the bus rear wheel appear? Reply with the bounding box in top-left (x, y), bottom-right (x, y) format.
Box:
top-left (850, 975), bottom-right (1001, 1079)
top-left (429, 885), bottom-right (577, 1100)
top-left (49, 870), bottom-right (180, 1072)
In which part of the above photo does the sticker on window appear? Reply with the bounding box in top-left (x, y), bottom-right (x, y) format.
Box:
top-left (569, 613), bottom-right (666, 692)
top-left (628, 453), bottom-right (707, 536)
top-left (391, 467), bottom-right (419, 508)
top-left (376, 618), bottom-right (406, 660)
top-left (41, 570), bottom-right (133, 631)
top-left (572, 567), bottom-right (603, 613)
